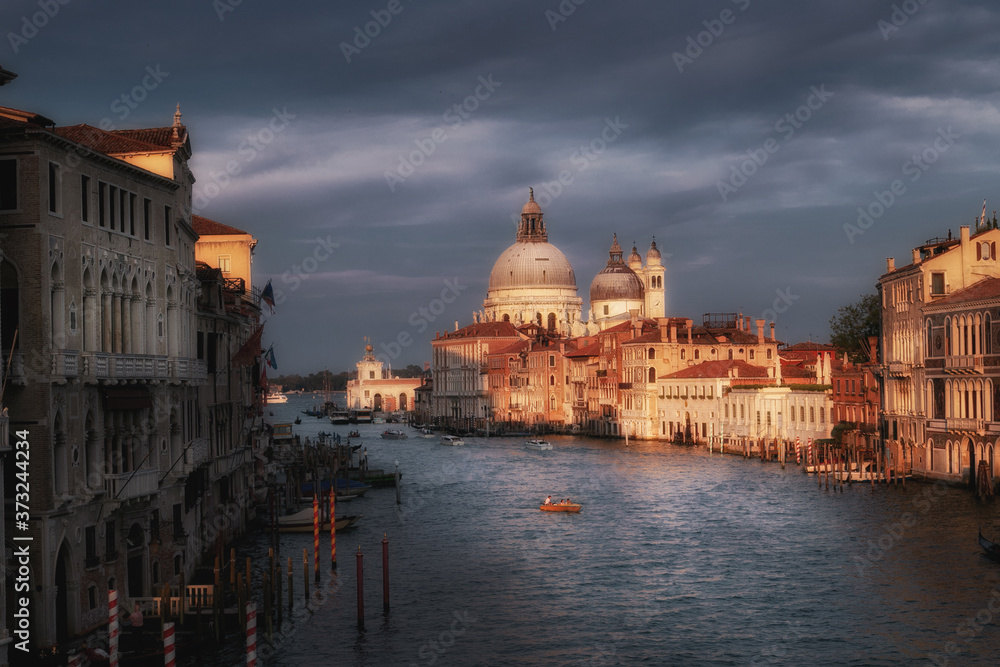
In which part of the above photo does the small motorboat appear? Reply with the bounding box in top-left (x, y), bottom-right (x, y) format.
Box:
top-left (440, 435), bottom-right (465, 446)
top-left (524, 439), bottom-right (552, 451)
top-left (418, 428), bottom-right (436, 439)
top-left (540, 501), bottom-right (581, 513)
top-left (381, 429), bottom-right (408, 439)
top-left (979, 528), bottom-right (1000, 562)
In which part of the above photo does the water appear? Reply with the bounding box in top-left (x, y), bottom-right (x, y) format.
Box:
top-left (215, 395), bottom-right (1000, 666)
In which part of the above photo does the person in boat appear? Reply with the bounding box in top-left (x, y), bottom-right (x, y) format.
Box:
top-left (544, 495), bottom-right (552, 505)
top-left (127, 602), bottom-right (144, 627)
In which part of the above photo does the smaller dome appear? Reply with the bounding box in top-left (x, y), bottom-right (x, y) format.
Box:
top-left (522, 188), bottom-right (542, 215)
top-left (628, 244), bottom-right (642, 269)
top-left (590, 267), bottom-right (644, 302)
top-left (647, 238), bottom-right (661, 262)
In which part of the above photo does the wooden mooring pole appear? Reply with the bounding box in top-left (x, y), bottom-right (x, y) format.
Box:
top-left (357, 546), bottom-right (365, 630)
top-left (382, 534), bottom-right (390, 614)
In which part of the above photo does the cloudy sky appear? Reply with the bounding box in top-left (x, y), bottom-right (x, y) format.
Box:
top-left (3, 0), bottom-right (1000, 374)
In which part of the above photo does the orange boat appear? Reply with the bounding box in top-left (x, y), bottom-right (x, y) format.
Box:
top-left (540, 502), bottom-right (581, 513)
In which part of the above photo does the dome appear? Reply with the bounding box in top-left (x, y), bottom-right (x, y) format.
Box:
top-left (590, 265), bottom-right (644, 302)
top-left (627, 244), bottom-right (642, 270)
top-left (590, 234), bottom-right (643, 302)
top-left (489, 241), bottom-right (576, 290)
top-left (646, 238), bottom-right (661, 262)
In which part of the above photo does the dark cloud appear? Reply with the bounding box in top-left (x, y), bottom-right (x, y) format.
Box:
top-left (3, 0), bottom-right (1000, 372)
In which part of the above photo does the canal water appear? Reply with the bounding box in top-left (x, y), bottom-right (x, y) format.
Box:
top-left (210, 395), bottom-right (1000, 666)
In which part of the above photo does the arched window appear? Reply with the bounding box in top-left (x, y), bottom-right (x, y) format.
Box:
top-left (680, 349), bottom-right (686, 360)
top-left (648, 347), bottom-right (655, 359)
top-left (766, 348), bottom-right (772, 360)
top-left (648, 367), bottom-right (656, 383)
top-left (749, 350), bottom-right (755, 360)
top-left (549, 375), bottom-right (555, 386)
top-left (502, 314), bottom-right (510, 322)
top-left (547, 313), bottom-right (557, 331)
top-left (728, 349), bottom-right (733, 360)
top-left (694, 349), bottom-right (700, 360)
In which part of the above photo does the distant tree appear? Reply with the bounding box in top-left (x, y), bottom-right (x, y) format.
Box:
top-left (829, 293), bottom-right (880, 363)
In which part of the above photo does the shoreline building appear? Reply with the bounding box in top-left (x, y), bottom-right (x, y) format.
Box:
top-left (877, 224), bottom-right (1000, 488)
top-left (0, 103), bottom-right (266, 650)
top-left (346, 343), bottom-right (422, 413)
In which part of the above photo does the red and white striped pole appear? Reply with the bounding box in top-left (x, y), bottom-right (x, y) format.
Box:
top-left (796, 437), bottom-right (802, 464)
top-left (246, 602), bottom-right (257, 666)
top-left (330, 487), bottom-right (337, 569)
top-left (108, 589), bottom-right (119, 667)
top-left (163, 621), bottom-right (176, 667)
top-left (313, 493), bottom-right (320, 582)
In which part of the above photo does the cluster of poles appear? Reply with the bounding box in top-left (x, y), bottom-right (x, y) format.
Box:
top-left (85, 487), bottom-right (390, 666)
top-left (710, 434), bottom-right (908, 490)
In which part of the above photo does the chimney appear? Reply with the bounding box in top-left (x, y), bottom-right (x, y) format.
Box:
top-left (435, 331), bottom-right (440, 339)
top-left (868, 335), bottom-right (878, 363)
top-left (737, 312), bottom-right (743, 331)
top-left (886, 257), bottom-right (895, 272)
top-left (630, 310), bottom-right (641, 339)
top-left (670, 322), bottom-right (677, 343)
top-left (455, 321), bottom-right (459, 332)
top-left (686, 319), bottom-right (693, 344)
top-left (961, 225), bottom-right (970, 245)
top-left (755, 319), bottom-right (765, 343)
top-left (769, 322), bottom-right (775, 340)
top-left (912, 248), bottom-right (920, 265)
top-left (745, 316), bottom-right (752, 331)
top-left (658, 318), bottom-right (669, 342)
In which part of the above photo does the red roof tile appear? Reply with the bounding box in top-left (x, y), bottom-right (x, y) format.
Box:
top-left (927, 277), bottom-right (1000, 307)
top-left (491, 340), bottom-right (530, 356)
top-left (664, 359), bottom-right (770, 379)
top-left (564, 341), bottom-right (602, 358)
top-left (193, 215), bottom-right (249, 236)
top-left (439, 322), bottom-right (521, 340)
top-left (53, 124), bottom-right (168, 155)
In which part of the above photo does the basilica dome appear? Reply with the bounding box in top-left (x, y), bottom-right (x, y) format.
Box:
top-left (590, 234), bottom-right (644, 302)
top-left (489, 241), bottom-right (576, 290)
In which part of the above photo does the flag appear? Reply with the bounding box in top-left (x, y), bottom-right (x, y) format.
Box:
top-left (261, 279), bottom-right (275, 313)
top-left (232, 324), bottom-right (264, 367)
top-left (266, 344), bottom-right (277, 370)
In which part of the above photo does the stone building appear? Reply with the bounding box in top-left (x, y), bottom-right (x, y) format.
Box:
top-left (346, 343), bottom-right (422, 413)
top-left (877, 224), bottom-right (1000, 484)
top-left (0, 104), bottom-right (265, 650)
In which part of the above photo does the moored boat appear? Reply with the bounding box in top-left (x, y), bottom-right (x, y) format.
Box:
top-left (330, 409), bottom-right (351, 424)
top-left (524, 439), bottom-right (552, 451)
top-left (381, 429), bottom-right (408, 439)
top-left (540, 502), bottom-right (581, 513)
top-left (979, 528), bottom-right (1000, 562)
top-left (440, 435), bottom-right (465, 446)
top-left (278, 507), bottom-right (360, 532)
top-left (418, 428), bottom-right (436, 439)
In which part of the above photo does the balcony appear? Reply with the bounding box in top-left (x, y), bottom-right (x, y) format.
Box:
top-left (887, 362), bottom-right (911, 376)
top-left (105, 467), bottom-right (159, 502)
top-left (6, 352), bottom-right (24, 385)
top-left (945, 355), bottom-right (984, 374)
top-left (212, 447), bottom-right (250, 481)
top-left (52, 350), bottom-right (79, 378)
top-left (79, 353), bottom-right (205, 384)
top-left (946, 417), bottom-right (985, 434)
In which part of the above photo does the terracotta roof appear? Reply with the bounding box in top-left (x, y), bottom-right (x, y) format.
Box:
top-left (192, 215), bottom-right (249, 236)
top-left (491, 340), bottom-right (530, 356)
top-left (115, 127), bottom-right (177, 149)
top-left (439, 321), bottom-right (521, 340)
top-left (564, 340), bottom-right (602, 358)
top-left (783, 342), bottom-right (836, 352)
top-left (664, 359), bottom-right (770, 380)
top-left (0, 105), bottom-right (53, 126)
top-left (53, 124), bottom-right (168, 155)
top-left (926, 277), bottom-right (1000, 308)
top-left (780, 365), bottom-right (817, 379)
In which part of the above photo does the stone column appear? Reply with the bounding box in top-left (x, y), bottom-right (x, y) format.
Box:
top-left (102, 291), bottom-right (112, 352)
